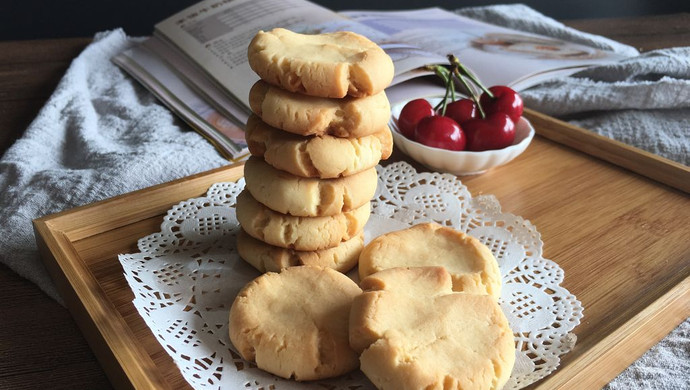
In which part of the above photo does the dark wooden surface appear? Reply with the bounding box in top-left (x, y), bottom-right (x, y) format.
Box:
top-left (0, 13), bottom-right (688, 390)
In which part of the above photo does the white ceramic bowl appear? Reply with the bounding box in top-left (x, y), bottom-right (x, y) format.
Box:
top-left (390, 97), bottom-right (535, 175)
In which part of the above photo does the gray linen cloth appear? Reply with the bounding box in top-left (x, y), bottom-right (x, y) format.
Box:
top-left (521, 50), bottom-right (690, 165)
top-left (0, 30), bottom-right (229, 303)
top-left (457, 7), bottom-right (690, 389)
top-left (457, 4), bottom-right (689, 165)
top-left (0, 4), bottom-right (686, 389)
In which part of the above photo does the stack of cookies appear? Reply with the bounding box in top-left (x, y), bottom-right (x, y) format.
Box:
top-left (236, 28), bottom-right (394, 275)
top-left (230, 29), bottom-right (515, 388)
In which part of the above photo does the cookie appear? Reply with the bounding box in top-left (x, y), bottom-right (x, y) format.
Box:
top-left (245, 114), bottom-right (392, 178)
top-left (243, 156), bottom-right (377, 217)
top-left (349, 266), bottom-right (515, 390)
top-left (229, 265), bottom-right (361, 381)
top-left (358, 223), bottom-right (501, 298)
top-left (248, 28), bottom-right (394, 98)
top-left (236, 190), bottom-right (370, 251)
top-left (249, 80), bottom-right (390, 138)
top-left (236, 228), bottom-right (362, 274)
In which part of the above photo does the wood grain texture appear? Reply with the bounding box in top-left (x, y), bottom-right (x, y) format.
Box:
top-left (563, 13), bottom-right (690, 52)
top-left (33, 164), bottom-right (245, 389)
top-left (3, 12), bottom-right (690, 390)
top-left (534, 277), bottom-right (689, 390)
top-left (0, 38), bottom-right (91, 153)
top-left (455, 136), bottom-right (690, 390)
top-left (0, 263), bottom-right (112, 390)
top-left (33, 135), bottom-right (689, 389)
top-left (524, 109), bottom-right (690, 194)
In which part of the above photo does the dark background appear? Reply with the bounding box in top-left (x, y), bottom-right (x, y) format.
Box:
top-left (2, 0), bottom-right (688, 40)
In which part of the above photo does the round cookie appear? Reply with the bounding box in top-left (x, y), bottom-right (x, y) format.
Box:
top-left (248, 28), bottom-right (394, 98)
top-left (359, 222), bottom-right (502, 299)
top-left (236, 228), bottom-right (363, 274)
top-left (244, 156), bottom-right (378, 217)
top-left (249, 80), bottom-right (390, 138)
top-left (245, 114), bottom-right (392, 178)
top-left (236, 190), bottom-right (370, 251)
top-left (349, 267), bottom-right (515, 390)
top-left (229, 265), bottom-right (362, 381)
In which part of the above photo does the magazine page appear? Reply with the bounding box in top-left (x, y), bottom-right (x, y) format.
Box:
top-left (154, 0), bottom-right (389, 109)
top-left (142, 37), bottom-right (251, 126)
top-left (112, 45), bottom-right (248, 159)
top-left (342, 8), bottom-right (630, 91)
top-left (385, 77), bottom-right (447, 105)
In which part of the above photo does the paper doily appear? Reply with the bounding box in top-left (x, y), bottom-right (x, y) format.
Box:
top-left (119, 161), bottom-right (583, 389)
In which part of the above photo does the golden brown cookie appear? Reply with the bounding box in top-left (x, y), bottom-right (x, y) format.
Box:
top-left (247, 28), bottom-right (394, 98)
top-left (229, 265), bottom-right (361, 381)
top-left (245, 114), bottom-right (392, 178)
top-left (358, 223), bottom-right (501, 298)
top-left (349, 267), bottom-right (515, 390)
top-left (236, 228), bottom-right (362, 274)
top-left (236, 190), bottom-right (370, 251)
top-left (243, 156), bottom-right (377, 217)
top-left (249, 80), bottom-right (390, 138)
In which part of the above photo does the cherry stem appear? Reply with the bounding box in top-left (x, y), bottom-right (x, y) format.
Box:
top-left (449, 71), bottom-right (456, 102)
top-left (450, 62), bottom-right (487, 119)
top-left (448, 54), bottom-right (494, 98)
top-left (428, 65), bottom-right (453, 115)
top-left (426, 55), bottom-right (494, 118)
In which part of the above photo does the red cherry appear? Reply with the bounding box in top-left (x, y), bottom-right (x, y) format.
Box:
top-left (398, 99), bottom-right (435, 139)
top-left (414, 116), bottom-right (466, 151)
top-left (444, 98), bottom-right (478, 125)
top-left (479, 86), bottom-right (523, 123)
top-left (463, 112), bottom-right (516, 151)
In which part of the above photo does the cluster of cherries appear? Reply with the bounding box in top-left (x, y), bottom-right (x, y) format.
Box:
top-left (398, 55), bottom-right (524, 152)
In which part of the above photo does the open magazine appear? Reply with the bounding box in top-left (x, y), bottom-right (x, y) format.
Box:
top-left (112, 0), bottom-right (629, 159)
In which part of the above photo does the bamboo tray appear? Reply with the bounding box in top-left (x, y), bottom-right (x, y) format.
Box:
top-left (34, 114), bottom-right (689, 390)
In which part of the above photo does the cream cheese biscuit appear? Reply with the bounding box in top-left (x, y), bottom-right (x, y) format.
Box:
top-left (245, 114), bottom-right (392, 178)
top-left (236, 190), bottom-right (370, 251)
top-left (243, 156), bottom-right (377, 217)
top-left (358, 223), bottom-right (502, 299)
top-left (248, 28), bottom-right (394, 98)
top-left (249, 80), bottom-right (390, 138)
top-left (236, 229), bottom-right (362, 274)
top-left (229, 265), bottom-right (361, 381)
top-left (349, 267), bottom-right (515, 390)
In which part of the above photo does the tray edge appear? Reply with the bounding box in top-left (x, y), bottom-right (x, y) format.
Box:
top-left (524, 108), bottom-right (690, 194)
top-left (32, 163), bottom-right (245, 389)
top-left (533, 276), bottom-right (689, 389)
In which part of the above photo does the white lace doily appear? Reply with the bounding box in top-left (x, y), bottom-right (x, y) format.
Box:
top-left (119, 161), bottom-right (583, 390)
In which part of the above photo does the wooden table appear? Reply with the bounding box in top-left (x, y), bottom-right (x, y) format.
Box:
top-left (1, 13), bottom-right (689, 390)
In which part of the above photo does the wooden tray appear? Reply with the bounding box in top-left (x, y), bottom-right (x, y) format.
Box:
top-left (34, 117), bottom-right (689, 389)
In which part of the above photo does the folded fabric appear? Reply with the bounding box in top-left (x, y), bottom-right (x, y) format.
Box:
top-left (456, 4), bottom-right (639, 57)
top-left (0, 5), bottom-right (686, 389)
top-left (0, 30), bottom-right (229, 303)
top-left (457, 5), bottom-right (688, 166)
top-left (457, 7), bottom-right (690, 388)
top-left (521, 48), bottom-right (690, 165)
top-left (605, 319), bottom-right (690, 390)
